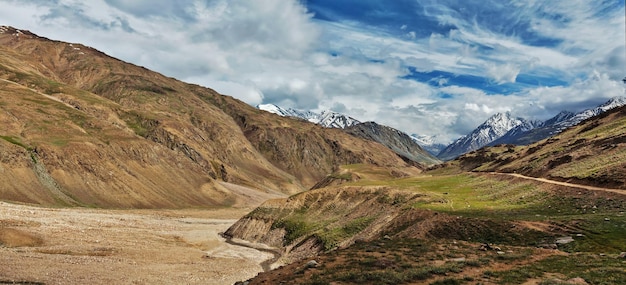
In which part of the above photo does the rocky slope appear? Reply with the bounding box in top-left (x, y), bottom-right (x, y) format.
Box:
top-left (344, 122), bottom-right (441, 166)
top-left (258, 103), bottom-right (440, 167)
top-left (0, 26), bottom-right (412, 208)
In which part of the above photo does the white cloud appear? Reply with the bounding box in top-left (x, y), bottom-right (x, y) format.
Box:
top-left (487, 63), bottom-right (521, 84)
top-left (0, 0), bottom-right (622, 145)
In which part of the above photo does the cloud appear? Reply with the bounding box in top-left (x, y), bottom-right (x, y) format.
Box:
top-left (487, 63), bottom-right (520, 84)
top-left (0, 0), bottom-right (623, 145)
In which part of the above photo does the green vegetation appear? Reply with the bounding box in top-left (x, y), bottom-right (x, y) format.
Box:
top-left (0, 136), bottom-right (38, 163)
top-left (316, 216), bottom-right (376, 250)
top-left (119, 110), bottom-right (158, 137)
top-left (0, 135), bottom-right (31, 151)
top-left (492, 254), bottom-right (626, 285)
top-left (272, 214), bottom-right (317, 245)
top-left (252, 162), bottom-right (626, 284)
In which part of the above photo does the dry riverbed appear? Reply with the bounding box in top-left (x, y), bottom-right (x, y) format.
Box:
top-left (0, 201), bottom-right (272, 284)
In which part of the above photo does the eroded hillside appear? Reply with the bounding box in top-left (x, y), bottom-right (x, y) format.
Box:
top-left (228, 164), bottom-right (625, 284)
top-left (0, 26), bottom-right (413, 208)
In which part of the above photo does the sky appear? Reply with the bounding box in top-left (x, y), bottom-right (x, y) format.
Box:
top-left (0, 0), bottom-right (624, 144)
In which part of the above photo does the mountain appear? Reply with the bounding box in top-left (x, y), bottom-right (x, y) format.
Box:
top-left (344, 122), bottom-right (442, 166)
top-left (257, 103), bottom-right (360, 128)
top-left (457, 104), bottom-right (626, 188)
top-left (553, 97), bottom-right (626, 130)
top-left (256, 103), bottom-right (319, 123)
top-left (490, 97), bottom-right (626, 146)
top-left (542, 110), bottom-right (576, 126)
top-left (410, 134), bottom-right (447, 156)
top-left (0, 26), bottom-right (412, 208)
top-left (258, 104), bottom-right (439, 166)
top-left (437, 112), bottom-right (529, 161)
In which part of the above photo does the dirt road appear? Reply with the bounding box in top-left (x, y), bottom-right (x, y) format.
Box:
top-left (0, 202), bottom-right (272, 284)
top-left (489, 172), bottom-right (625, 195)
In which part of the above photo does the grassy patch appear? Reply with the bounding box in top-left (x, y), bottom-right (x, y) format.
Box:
top-left (406, 174), bottom-right (545, 215)
top-left (272, 214), bottom-right (320, 245)
top-left (492, 254), bottom-right (626, 284)
top-left (0, 135), bottom-right (31, 151)
top-left (316, 216), bottom-right (376, 250)
top-left (119, 110), bottom-right (159, 137)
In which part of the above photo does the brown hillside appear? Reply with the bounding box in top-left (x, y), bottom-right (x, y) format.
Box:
top-left (0, 26), bottom-right (412, 208)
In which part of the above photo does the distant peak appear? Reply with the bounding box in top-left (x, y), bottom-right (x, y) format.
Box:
top-left (601, 96), bottom-right (626, 107)
top-left (483, 111), bottom-right (517, 125)
top-left (256, 104), bottom-right (359, 128)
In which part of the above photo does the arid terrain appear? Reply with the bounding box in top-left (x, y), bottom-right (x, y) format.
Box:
top-left (1, 26), bottom-right (625, 285)
top-left (0, 202), bottom-right (273, 285)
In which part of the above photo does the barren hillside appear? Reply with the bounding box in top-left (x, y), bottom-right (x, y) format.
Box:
top-left (0, 26), bottom-right (414, 208)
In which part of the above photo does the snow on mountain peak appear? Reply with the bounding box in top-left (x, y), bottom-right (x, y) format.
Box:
top-left (257, 104), bottom-right (360, 128)
top-left (437, 112), bottom-right (527, 160)
top-left (555, 96), bottom-right (626, 130)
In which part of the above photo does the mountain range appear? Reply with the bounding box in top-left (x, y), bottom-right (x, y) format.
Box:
top-left (0, 24), bottom-right (621, 202)
top-left (257, 104), bottom-right (360, 128)
top-left (257, 103), bottom-right (441, 166)
top-left (438, 97), bottom-right (626, 160)
top-left (489, 97), bottom-right (626, 146)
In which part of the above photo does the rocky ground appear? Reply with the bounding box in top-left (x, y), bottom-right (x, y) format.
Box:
top-left (0, 201), bottom-right (272, 284)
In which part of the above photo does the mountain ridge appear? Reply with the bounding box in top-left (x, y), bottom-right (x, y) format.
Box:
top-left (0, 26), bottom-right (413, 208)
top-left (257, 103), bottom-right (360, 128)
top-left (439, 97), bottom-right (626, 160)
top-left (490, 97), bottom-right (626, 146)
top-left (257, 103), bottom-right (441, 165)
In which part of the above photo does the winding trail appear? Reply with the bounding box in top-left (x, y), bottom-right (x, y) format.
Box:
top-left (487, 172), bottom-right (626, 195)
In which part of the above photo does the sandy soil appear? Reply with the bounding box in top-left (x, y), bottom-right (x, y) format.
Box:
top-left (0, 201), bottom-right (272, 284)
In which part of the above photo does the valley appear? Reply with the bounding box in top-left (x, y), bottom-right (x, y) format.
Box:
top-left (231, 166), bottom-right (626, 284)
top-left (0, 25), bottom-right (625, 285)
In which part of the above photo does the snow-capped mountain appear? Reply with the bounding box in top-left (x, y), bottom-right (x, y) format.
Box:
top-left (490, 97), bottom-right (626, 146)
top-left (410, 134), bottom-right (448, 156)
top-left (542, 110), bottom-right (576, 127)
top-left (437, 112), bottom-right (531, 161)
top-left (317, 110), bottom-right (361, 128)
top-left (257, 104), bottom-right (319, 123)
top-left (554, 97), bottom-right (626, 130)
top-left (257, 104), bottom-right (360, 128)
top-left (487, 119), bottom-right (544, 146)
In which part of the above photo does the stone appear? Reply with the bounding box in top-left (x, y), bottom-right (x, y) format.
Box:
top-left (618, 252), bottom-right (626, 259)
top-left (567, 277), bottom-right (588, 284)
top-left (555, 236), bottom-right (574, 244)
top-left (306, 260), bottom-right (319, 268)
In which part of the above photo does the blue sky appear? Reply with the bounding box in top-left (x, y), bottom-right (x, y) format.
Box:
top-left (0, 0), bottom-right (624, 143)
